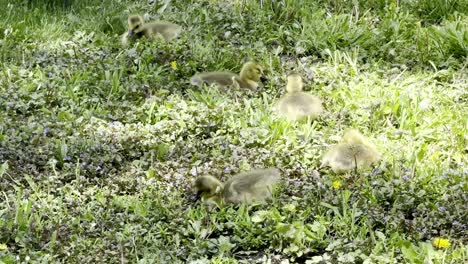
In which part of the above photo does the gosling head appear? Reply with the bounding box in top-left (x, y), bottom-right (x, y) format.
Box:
top-left (341, 129), bottom-right (367, 145)
top-left (192, 175), bottom-right (223, 199)
top-left (240, 62), bottom-right (266, 83)
top-left (127, 15), bottom-right (144, 37)
top-left (286, 74), bottom-right (304, 93)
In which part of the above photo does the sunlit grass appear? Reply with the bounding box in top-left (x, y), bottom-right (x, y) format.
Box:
top-left (0, 0), bottom-right (467, 263)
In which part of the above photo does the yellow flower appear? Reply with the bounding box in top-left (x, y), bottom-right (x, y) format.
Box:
top-left (432, 238), bottom-right (451, 249)
top-left (332, 181), bottom-right (341, 190)
top-left (0, 243), bottom-right (7, 250)
top-left (170, 61), bottom-right (178, 70)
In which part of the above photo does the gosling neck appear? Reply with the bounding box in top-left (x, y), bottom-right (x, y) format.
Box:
top-left (286, 83), bottom-right (304, 93)
top-left (238, 74), bottom-right (259, 90)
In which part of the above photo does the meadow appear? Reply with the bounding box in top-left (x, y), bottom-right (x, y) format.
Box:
top-left (0, 0), bottom-right (467, 263)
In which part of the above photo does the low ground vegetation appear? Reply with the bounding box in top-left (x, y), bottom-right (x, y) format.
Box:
top-left (0, 0), bottom-right (467, 263)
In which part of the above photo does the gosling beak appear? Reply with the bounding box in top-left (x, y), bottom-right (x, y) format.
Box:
top-left (187, 192), bottom-right (200, 203)
top-left (194, 191), bottom-right (202, 200)
top-left (260, 76), bottom-right (268, 82)
top-left (127, 30), bottom-right (135, 37)
top-left (318, 161), bottom-right (329, 171)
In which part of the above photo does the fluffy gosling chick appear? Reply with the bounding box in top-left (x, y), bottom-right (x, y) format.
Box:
top-left (122, 15), bottom-right (181, 45)
top-left (321, 129), bottom-right (380, 173)
top-left (192, 175), bottom-right (224, 209)
top-left (277, 74), bottom-right (323, 121)
top-left (193, 175), bottom-right (223, 199)
top-left (190, 62), bottom-right (266, 90)
top-left (192, 168), bottom-right (280, 207)
top-left (222, 168), bottom-right (280, 204)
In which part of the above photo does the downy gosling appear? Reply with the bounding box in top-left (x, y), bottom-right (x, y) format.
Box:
top-left (193, 168), bottom-right (280, 208)
top-left (277, 74), bottom-right (323, 121)
top-left (190, 62), bottom-right (266, 90)
top-left (321, 129), bottom-right (380, 173)
top-left (121, 15), bottom-right (181, 46)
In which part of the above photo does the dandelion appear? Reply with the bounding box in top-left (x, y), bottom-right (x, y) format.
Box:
top-left (332, 180), bottom-right (341, 190)
top-left (170, 61), bottom-right (178, 70)
top-left (432, 238), bottom-right (451, 249)
top-left (0, 243), bottom-right (7, 250)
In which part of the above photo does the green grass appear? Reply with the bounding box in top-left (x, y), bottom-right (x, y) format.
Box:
top-left (0, 0), bottom-right (467, 263)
